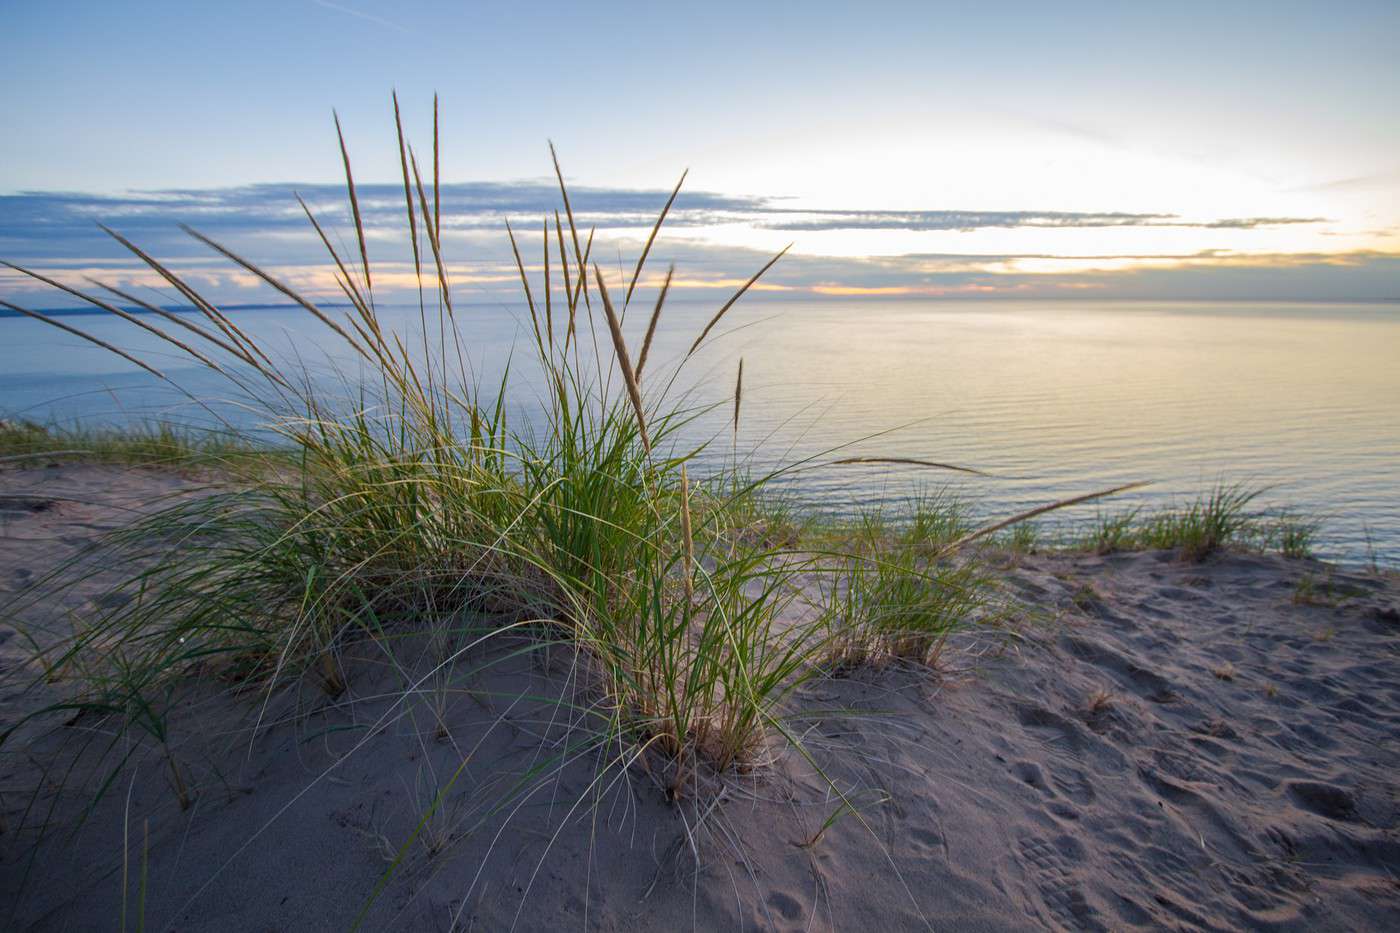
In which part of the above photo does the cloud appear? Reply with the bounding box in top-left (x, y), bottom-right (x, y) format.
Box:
top-left (0, 183), bottom-right (1389, 305)
top-left (1199, 216), bottom-right (1328, 229)
top-left (760, 210), bottom-right (1327, 232)
top-left (0, 183), bottom-right (1327, 257)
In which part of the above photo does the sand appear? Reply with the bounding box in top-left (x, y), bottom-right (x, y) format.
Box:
top-left (2, 463), bottom-right (1398, 931)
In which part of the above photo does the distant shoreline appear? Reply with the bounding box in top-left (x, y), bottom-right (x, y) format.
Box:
top-left (4, 295), bottom-right (1399, 317)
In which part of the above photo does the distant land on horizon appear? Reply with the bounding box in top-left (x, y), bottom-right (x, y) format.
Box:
top-left (5, 296), bottom-right (1400, 318)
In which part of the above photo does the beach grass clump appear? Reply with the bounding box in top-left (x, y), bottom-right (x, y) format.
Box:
top-left (1074, 483), bottom-right (1314, 561)
top-left (698, 471), bottom-right (805, 550)
top-left (1136, 483), bottom-right (1261, 560)
top-left (1084, 508), bottom-right (1141, 555)
top-left (819, 548), bottom-right (988, 669)
top-left (0, 101), bottom-right (1162, 917)
top-left (0, 98), bottom-right (837, 815)
top-left (597, 507), bottom-right (819, 780)
top-left (986, 519), bottom-right (1040, 555)
top-left (0, 418), bottom-right (263, 470)
top-left (1269, 513), bottom-right (1320, 559)
top-left (905, 490), bottom-right (974, 554)
top-left (816, 498), bottom-right (991, 668)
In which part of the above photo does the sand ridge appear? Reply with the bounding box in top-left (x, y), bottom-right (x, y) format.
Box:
top-left (1, 464), bottom-right (1397, 930)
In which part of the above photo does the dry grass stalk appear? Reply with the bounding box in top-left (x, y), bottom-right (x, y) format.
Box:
top-left (180, 226), bottom-right (375, 365)
top-left (293, 194), bottom-right (374, 322)
top-left (0, 300), bottom-right (165, 378)
top-left (594, 265), bottom-right (650, 452)
top-left (409, 146), bottom-right (455, 319)
top-left (542, 215), bottom-right (553, 350)
top-left (833, 456), bottom-right (991, 477)
top-left (432, 93), bottom-right (440, 237)
top-left (101, 282), bottom-right (293, 391)
top-left (687, 244), bottom-right (790, 357)
top-left (505, 219), bottom-right (543, 350)
top-left (2, 262), bottom-right (227, 378)
top-left (939, 481), bottom-right (1152, 556)
top-left (333, 110), bottom-right (372, 294)
top-left (549, 141), bottom-right (586, 278)
top-left (92, 280), bottom-right (253, 368)
top-left (392, 91), bottom-right (422, 281)
top-left (680, 465), bottom-right (694, 603)
top-left (634, 264), bottom-right (672, 383)
top-left (576, 227), bottom-right (596, 312)
top-left (625, 169), bottom-right (687, 307)
top-left (733, 357), bottom-right (744, 438)
top-left (553, 212), bottom-right (575, 348)
top-left (95, 224), bottom-right (277, 373)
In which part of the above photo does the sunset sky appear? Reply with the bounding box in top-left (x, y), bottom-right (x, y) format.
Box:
top-left (3, 0), bottom-right (1398, 304)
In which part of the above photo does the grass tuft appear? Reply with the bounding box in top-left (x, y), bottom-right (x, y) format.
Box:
top-left (1071, 483), bottom-right (1315, 562)
top-left (0, 418), bottom-right (269, 470)
top-left (815, 498), bottom-right (994, 669)
top-left (0, 96), bottom-right (1187, 923)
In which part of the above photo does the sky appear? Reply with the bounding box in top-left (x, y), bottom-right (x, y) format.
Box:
top-left (2, 0), bottom-right (1398, 305)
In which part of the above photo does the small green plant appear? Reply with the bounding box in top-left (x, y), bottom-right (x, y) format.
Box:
top-left (1138, 484), bottom-right (1261, 561)
top-left (1362, 523), bottom-right (1382, 573)
top-left (984, 520), bottom-right (1038, 558)
top-left (1275, 517), bottom-right (1318, 559)
top-left (1247, 510), bottom-right (1321, 559)
top-left (1006, 520), bottom-right (1039, 554)
top-left (905, 490), bottom-right (972, 554)
top-left (1071, 485), bottom-right (1294, 561)
top-left (819, 549), bottom-right (987, 668)
top-left (1085, 509), bottom-right (1140, 554)
top-left (1069, 581), bottom-right (1102, 611)
top-left (0, 418), bottom-right (265, 470)
top-left (816, 501), bottom-right (992, 669)
top-left (1292, 572), bottom-right (1365, 607)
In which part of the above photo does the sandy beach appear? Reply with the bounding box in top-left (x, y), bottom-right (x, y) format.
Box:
top-left (3, 462), bottom-right (1396, 931)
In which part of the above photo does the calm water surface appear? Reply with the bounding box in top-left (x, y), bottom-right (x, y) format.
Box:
top-left (2, 299), bottom-right (1396, 566)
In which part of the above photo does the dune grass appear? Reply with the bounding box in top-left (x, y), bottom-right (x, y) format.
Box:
top-left (0, 419), bottom-right (271, 471)
top-left (815, 496), bottom-right (996, 669)
top-left (0, 96), bottom-right (1292, 922)
top-left (1075, 483), bottom-right (1319, 561)
top-left (0, 108), bottom-right (843, 835)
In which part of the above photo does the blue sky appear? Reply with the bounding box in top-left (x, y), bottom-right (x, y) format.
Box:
top-left (3, 0), bottom-right (1398, 303)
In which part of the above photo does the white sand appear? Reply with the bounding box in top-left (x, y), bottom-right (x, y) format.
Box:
top-left (2, 464), bottom-right (1398, 930)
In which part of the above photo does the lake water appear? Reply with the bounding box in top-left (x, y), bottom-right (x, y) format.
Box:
top-left (2, 298), bottom-right (1397, 567)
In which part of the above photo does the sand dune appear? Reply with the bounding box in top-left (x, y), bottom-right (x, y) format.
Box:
top-left (2, 464), bottom-right (1397, 930)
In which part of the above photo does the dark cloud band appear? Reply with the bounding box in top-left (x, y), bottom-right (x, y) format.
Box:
top-left (0, 183), bottom-right (1326, 254)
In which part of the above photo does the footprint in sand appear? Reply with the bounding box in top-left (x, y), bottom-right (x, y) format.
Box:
top-left (1015, 703), bottom-right (1088, 755)
top-left (1012, 705), bottom-right (1101, 809)
top-left (1011, 760), bottom-right (1055, 797)
top-left (1285, 780), bottom-right (1359, 822)
top-left (906, 826), bottom-right (946, 857)
top-left (1059, 635), bottom-right (1180, 703)
top-left (1051, 765), bottom-right (1098, 805)
top-left (765, 890), bottom-right (804, 923)
top-left (1017, 834), bottom-right (1105, 931)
